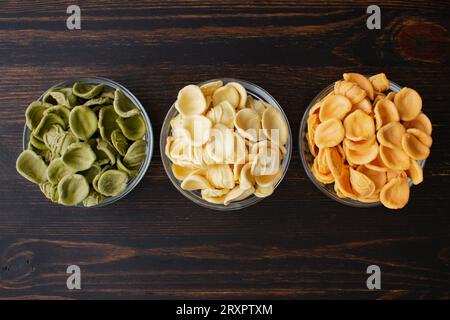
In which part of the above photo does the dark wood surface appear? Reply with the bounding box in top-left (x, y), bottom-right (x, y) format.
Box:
top-left (0, 0), bottom-right (449, 300)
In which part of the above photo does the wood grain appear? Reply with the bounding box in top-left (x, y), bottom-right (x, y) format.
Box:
top-left (0, 0), bottom-right (449, 299)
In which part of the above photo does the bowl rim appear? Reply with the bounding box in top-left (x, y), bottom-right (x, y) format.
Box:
top-left (22, 76), bottom-right (154, 208)
top-left (160, 78), bottom-right (292, 211)
top-left (298, 78), bottom-right (426, 208)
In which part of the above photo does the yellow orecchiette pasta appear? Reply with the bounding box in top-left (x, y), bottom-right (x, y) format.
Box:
top-left (166, 80), bottom-right (289, 206)
top-left (176, 84), bottom-right (207, 115)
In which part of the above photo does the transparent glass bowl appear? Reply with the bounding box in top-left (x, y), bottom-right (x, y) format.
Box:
top-left (299, 79), bottom-right (425, 207)
top-left (22, 77), bottom-right (154, 208)
top-left (160, 78), bottom-right (292, 211)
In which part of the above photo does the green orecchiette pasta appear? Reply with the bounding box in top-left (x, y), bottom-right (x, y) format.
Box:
top-left (81, 96), bottom-right (111, 108)
top-left (18, 81), bottom-right (148, 207)
top-left (39, 181), bottom-right (59, 203)
top-left (43, 124), bottom-right (65, 151)
top-left (116, 114), bottom-right (146, 141)
top-left (113, 90), bottom-right (140, 118)
top-left (97, 169), bottom-right (128, 197)
top-left (83, 190), bottom-right (105, 207)
top-left (123, 140), bottom-right (147, 168)
top-left (33, 113), bottom-right (66, 141)
top-left (98, 105), bottom-right (119, 141)
top-left (44, 105), bottom-right (71, 127)
top-left (62, 142), bottom-right (96, 171)
top-left (116, 157), bottom-right (138, 177)
top-left (40, 181), bottom-right (53, 199)
top-left (16, 150), bottom-right (48, 184)
top-left (96, 138), bottom-right (117, 165)
top-left (101, 90), bottom-right (115, 100)
top-left (69, 106), bottom-right (98, 140)
top-left (111, 129), bottom-right (129, 156)
top-left (93, 149), bottom-right (112, 166)
top-left (59, 132), bottom-right (79, 155)
top-left (80, 164), bottom-right (101, 185)
top-left (72, 82), bottom-right (104, 99)
top-left (25, 101), bottom-right (51, 130)
top-left (92, 165), bottom-right (111, 194)
top-left (38, 149), bottom-right (57, 164)
top-left (57, 174), bottom-right (90, 206)
top-left (44, 88), bottom-right (78, 108)
top-left (29, 135), bottom-right (48, 151)
top-left (47, 158), bottom-right (75, 185)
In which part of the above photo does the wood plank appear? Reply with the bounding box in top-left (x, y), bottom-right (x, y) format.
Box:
top-left (0, 0), bottom-right (449, 299)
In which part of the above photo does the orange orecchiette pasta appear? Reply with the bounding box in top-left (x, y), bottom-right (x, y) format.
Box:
top-left (306, 73), bottom-right (432, 209)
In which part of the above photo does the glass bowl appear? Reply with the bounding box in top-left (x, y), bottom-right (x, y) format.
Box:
top-left (22, 77), bottom-right (154, 208)
top-left (160, 78), bottom-right (292, 211)
top-left (299, 79), bottom-right (425, 207)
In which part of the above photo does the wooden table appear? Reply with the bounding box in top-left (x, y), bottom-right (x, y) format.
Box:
top-left (0, 0), bottom-right (449, 300)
